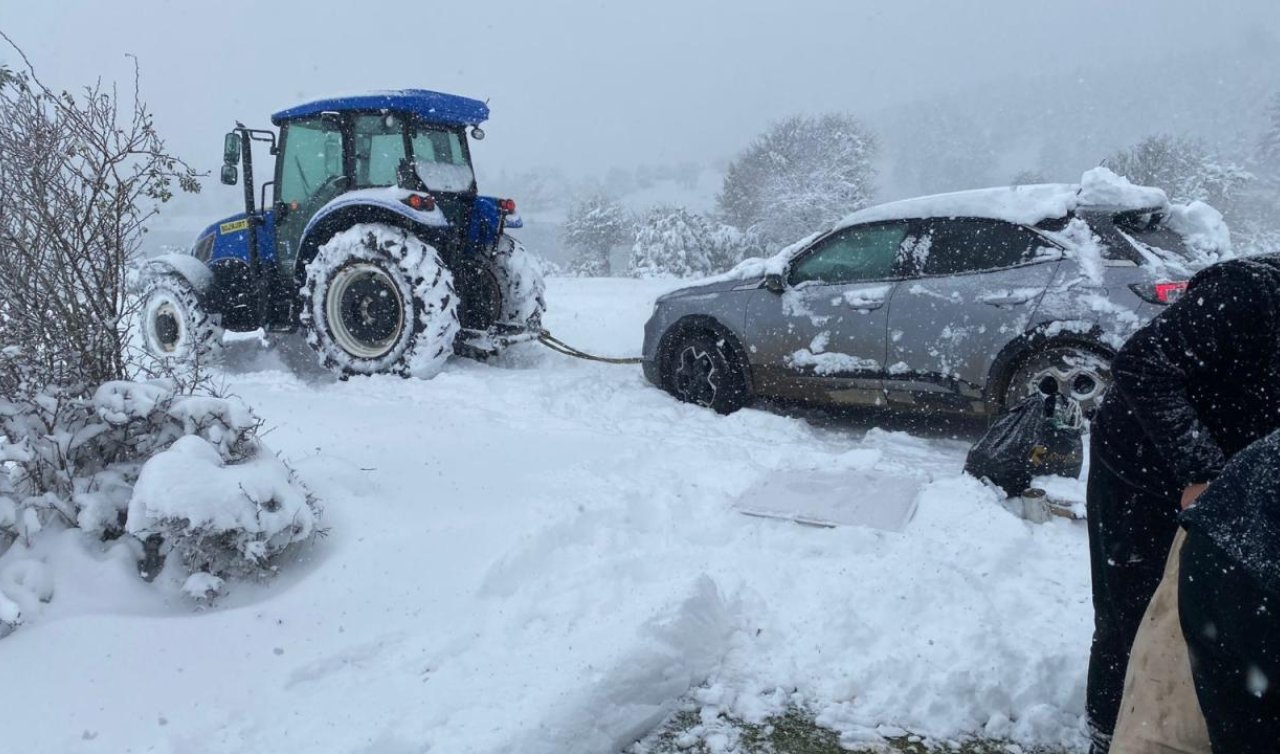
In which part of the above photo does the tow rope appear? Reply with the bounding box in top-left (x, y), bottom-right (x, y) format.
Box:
top-left (537, 330), bottom-right (644, 365)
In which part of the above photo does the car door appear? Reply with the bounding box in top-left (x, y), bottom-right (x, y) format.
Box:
top-left (884, 217), bottom-right (1064, 411)
top-left (744, 221), bottom-right (911, 407)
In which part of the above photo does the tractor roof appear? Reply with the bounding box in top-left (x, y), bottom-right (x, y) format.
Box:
top-left (271, 89), bottom-right (489, 127)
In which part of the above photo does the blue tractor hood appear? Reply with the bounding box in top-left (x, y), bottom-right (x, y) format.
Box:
top-left (271, 89), bottom-right (489, 127)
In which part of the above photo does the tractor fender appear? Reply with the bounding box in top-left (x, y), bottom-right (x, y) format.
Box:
top-left (301, 188), bottom-right (447, 245)
top-left (295, 188), bottom-right (450, 284)
top-left (136, 253), bottom-right (213, 294)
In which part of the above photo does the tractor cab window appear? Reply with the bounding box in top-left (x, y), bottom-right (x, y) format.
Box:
top-left (410, 125), bottom-right (474, 193)
top-left (352, 114), bottom-right (409, 189)
top-left (278, 117), bottom-right (346, 207)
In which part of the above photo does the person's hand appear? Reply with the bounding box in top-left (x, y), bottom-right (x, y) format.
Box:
top-left (1181, 482), bottom-right (1209, 510)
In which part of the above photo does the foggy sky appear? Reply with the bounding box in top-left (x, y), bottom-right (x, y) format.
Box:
top-left (5, 0), bottom-right (1278, 215)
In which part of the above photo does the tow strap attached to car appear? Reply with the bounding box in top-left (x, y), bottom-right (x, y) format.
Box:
top-left (537, 330), bottom-right (644, 365)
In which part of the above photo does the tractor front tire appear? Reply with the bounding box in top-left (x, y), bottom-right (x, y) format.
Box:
top-left (300, 224), bottom-right (460, 379)
top-left (137, 274), bottom-right (223, 369)
top-left (493, 234), bottom-right (546, 332)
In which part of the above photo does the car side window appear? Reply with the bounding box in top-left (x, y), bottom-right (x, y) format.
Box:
top-left (919, 219), bottom-right (1052, 276)
top-left (789, 223), bottom-right (908, 286)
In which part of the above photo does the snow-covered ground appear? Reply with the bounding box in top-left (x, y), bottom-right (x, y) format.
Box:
top-left (0, 277), bottom-right (1093, 753)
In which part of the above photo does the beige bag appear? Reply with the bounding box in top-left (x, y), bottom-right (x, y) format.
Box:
top-left (1110, 529), bottom-right (1212, 753)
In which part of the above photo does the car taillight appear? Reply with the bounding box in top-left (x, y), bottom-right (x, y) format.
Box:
top-left (402, 193), bottom-right (436, 212)
top-left (1129, 280), bottom-right (1188, 305)
top-left (498, 198), bottom-right (516, 214)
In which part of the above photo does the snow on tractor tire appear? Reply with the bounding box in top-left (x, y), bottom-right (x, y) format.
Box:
top-left (137, 274), bottom-right (225, 370)
top-left (493, 234), bottom-right (546, 332)
top-left (300, 224), bottom-right (460, 379)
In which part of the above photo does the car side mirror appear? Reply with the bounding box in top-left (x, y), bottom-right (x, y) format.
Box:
top-left (763, 273), bottom-right (786, 294)
top-left (220, 164), bottom-right (239, 186)
top-left (223, 132), bottom-right (241, 166)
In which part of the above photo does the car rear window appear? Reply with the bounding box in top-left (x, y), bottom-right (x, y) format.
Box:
top-left (1123, 224), bottom-right (1194, 260)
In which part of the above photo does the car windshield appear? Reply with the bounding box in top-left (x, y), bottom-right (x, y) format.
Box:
top-left (411, 124), bottom-right (475, 193)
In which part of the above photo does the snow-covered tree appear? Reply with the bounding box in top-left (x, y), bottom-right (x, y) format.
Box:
top-left (1102, 134), bottom-right (1251, 210)
top-left (629, 207), bottom-right (714, 278)
top-left (718, 114), bottom-right (877, 247)
top-left (564, 195), bottom-right (631, 276)
top-left (706, 223), bottom-right (766, 274)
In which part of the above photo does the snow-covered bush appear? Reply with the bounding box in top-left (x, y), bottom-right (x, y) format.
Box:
top-left (128, 434), bottom-right (318, 584)
top-left (0, 372), bottom-right (319, 606)
top-left (629, 207), bottom-right (715, 278)
top-left (718, 113), bottom-right (877, 247)
top-left (564, 195), bottom-right (632, 276)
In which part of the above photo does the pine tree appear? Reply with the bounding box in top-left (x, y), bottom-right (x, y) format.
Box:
top-left (563, 195), bottom-right (630, 276)
top-left (718, 113), bottom-right (877, 247)
top-left (628, 207), bottom-right (714, 278)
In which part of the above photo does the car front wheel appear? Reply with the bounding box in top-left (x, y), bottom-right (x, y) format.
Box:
top-left (663, 330), bottom-right (749, 414)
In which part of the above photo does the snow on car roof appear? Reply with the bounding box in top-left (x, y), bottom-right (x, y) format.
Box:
top-left (839, 168), bottom-right (1170, 228)
top-left (271, 89), bottom-right (490, 127)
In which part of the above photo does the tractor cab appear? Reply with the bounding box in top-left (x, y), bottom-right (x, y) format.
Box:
top-left (143, 90), bottom-right (542, 379)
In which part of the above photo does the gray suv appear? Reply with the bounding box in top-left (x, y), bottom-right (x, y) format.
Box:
top-left (642, 181), bottom-right (1223, 417)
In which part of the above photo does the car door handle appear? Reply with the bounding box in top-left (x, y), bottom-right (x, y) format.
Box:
top-left (979, 293), bottom-right (1032, 307)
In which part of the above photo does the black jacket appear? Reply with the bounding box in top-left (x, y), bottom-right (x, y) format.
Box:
top-left (1092, 254), bottom-right (1280, 495)
top-left (1181, 429), bottom-right (1280, 594)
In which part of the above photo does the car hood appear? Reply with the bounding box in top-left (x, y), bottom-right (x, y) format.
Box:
top-left (656, 276), bottom-right (763, 303)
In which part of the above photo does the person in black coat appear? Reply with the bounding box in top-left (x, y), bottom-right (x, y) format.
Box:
top-left (1179, 429), bottom-right (1280, 752)
top-left (1083, 253), bottom-right (1280, 752)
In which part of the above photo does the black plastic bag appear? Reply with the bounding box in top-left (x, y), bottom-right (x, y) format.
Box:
top-left (965, 390), bottom-right (1084, 497)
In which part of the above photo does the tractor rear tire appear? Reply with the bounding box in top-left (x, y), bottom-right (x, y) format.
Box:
top-left (493, 234), bottom-right (546, 332)
top-left (137, 274), bottom-right (223, 370)
top-left (300, 224), bottom-right (460, 379)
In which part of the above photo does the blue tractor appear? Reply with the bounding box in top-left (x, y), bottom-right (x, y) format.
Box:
top-left (138, 90), bottom-right (545, 378)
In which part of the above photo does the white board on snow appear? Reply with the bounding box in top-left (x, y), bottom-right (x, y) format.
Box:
top-left (733, 470), bottom-right (921, 532)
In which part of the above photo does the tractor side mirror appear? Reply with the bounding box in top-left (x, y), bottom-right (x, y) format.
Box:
top-left (223, 132), bottom-right (241, 166)
top-left (220, 164), bottom-right (239, 186)
top-left (763, 273), bottom-right (786, 294)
